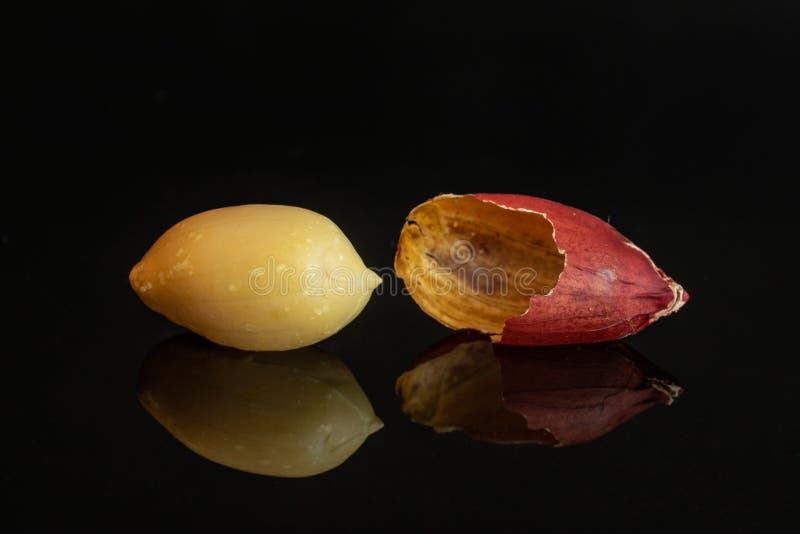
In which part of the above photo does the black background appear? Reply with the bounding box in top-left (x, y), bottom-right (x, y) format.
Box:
top-left (3, 2), bottom-right (797, 531)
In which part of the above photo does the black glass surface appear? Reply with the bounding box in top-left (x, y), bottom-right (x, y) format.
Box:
top-left (4, 3), bottom-right (795, 530)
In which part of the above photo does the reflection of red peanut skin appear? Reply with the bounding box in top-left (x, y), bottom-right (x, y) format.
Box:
top-left (494, 343), bottom-right (682, 446)
top-left (474, 194), bottom-right (689, 345)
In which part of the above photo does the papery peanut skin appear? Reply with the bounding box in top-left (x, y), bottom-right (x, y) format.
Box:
top-left (474, 194), bottom-right (689, 345)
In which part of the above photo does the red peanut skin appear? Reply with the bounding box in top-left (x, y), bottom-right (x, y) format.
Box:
top-left (474, 194), bottom-right (689, 345)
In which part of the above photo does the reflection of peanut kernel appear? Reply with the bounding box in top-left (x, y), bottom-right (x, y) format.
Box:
top-left (139, 339), bottom-right (382, 477)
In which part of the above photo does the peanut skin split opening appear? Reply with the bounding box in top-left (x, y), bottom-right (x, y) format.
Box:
top-left (395, 195), bottom-right (566, 335)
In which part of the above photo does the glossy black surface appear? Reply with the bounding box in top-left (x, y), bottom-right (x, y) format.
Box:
top-left (4, 3), bottom-right (796, 530)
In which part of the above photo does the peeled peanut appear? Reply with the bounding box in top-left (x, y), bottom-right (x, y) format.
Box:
top-left (130, 205), bottom-right (381, 350)
top-left (138, 335), bottom-right (383, 477)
